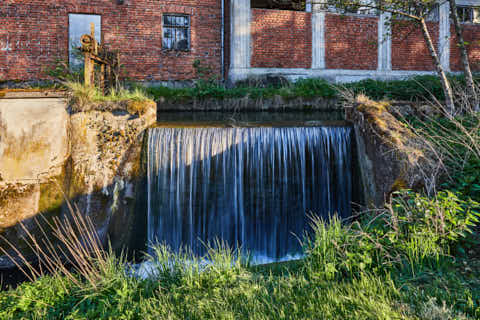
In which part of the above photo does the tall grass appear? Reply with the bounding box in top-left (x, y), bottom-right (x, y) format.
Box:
top-left (0, 200), bottom-right (116, 291)
top-left (305, 191), bottom-right (479, 280)
top-left (66, 81), bottom-right (152, 110)
top-left (1, 194), bottom-right (479, 318)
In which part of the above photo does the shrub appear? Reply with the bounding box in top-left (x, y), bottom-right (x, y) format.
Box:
top-left (142, 75), bottom-right (475, 102)
top-left (305, 191), bottom-right (480, 280)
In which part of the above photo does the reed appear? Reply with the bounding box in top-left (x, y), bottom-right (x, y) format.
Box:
top-left (0, 199), bottom-right (113, 292)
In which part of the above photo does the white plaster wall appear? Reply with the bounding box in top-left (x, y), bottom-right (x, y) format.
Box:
top-left (0, 98), bottom-right (69, 183)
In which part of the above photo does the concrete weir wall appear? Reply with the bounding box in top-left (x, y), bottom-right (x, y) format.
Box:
top-left (0, 99), bottom-right (69, 184)
top-left (0, 99), bottom-right (69, 230)
top-left (0, 97), bottom-right (156, 269)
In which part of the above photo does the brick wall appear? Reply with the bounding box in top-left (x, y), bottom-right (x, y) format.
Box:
top-left (0, 0), bottom-right (222, 82)
top-left (392, 20), bottom-right (439, 71)
top-left (450, 24), bottom-right (480, 72)
top-left (325, 14), bottom-right (378, 70)
top-left (251, 9), bottom-right (312, 69)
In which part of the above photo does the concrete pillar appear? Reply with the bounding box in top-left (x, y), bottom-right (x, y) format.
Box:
top-left (378, 12), bottom-right (392, 71)
top-left (230, 0), bottom-right (251, 70)
top-left (312, 3), bottom-right (326, 69)
top-left (439, 1), bottom-right (451, 71)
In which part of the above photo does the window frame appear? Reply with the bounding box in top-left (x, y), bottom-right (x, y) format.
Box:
top-left (162, 14), bottom-right (191, 51)
top-left (68, 13), bottom-right (102, 69)
top-left (457, 6), bottom-right (480, 24)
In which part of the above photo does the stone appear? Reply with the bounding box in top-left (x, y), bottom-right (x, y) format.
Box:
top-left (347, 95), bottom-right (435, 208)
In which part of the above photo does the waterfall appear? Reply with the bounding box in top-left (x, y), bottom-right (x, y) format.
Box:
top-left (147, 126), bottom-right (352, 263)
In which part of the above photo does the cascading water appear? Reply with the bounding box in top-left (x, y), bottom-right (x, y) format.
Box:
top-left (147, 126), bottom-right (352, 263)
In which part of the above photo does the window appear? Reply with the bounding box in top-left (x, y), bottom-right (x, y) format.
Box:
top-left (457, 6), bottom-right (480, 24)
top-left (329, 0), bottom-right (379, 15)
top-left (251, 0), bottom-right (306, 11)
top-left (162, 15), bottom-right (190, 51)
top-left (68, 14), bottom-right (101, 69)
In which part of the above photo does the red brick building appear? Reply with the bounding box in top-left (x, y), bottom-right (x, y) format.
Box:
top-left (1, 0), bottom-right (480, 84)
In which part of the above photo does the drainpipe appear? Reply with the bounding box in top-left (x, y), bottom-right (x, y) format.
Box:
top-left (221, 0), bottom-right (225, 82)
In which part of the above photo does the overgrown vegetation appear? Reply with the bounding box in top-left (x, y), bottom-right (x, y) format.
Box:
top-left (6, 73), bottom-right (477, 106)
top-left (0, 188), bottom-right (479, 319)
top-left (65, 81), bottom-right (153, 113)
top-left (140, 75), bottom-right (477, 103)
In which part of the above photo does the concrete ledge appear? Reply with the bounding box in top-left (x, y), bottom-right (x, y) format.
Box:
top-left (0, 91), bottom-right (67, 99)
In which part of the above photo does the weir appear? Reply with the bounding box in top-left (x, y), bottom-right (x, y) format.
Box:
top-left (147, 125), bottom-right (353, 263)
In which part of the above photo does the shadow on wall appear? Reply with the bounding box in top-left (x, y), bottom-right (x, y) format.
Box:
top-left (0, 136), bottom-right (149, 272)
top-left (391, 19), bottom-right (439, 71)
top-left (0, 98), bottom-right (157, 270)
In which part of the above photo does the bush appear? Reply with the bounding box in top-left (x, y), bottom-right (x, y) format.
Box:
top-left (305, 191), bottom-right (480, 280)
top-left (142, 75), bottom-right (475, 102)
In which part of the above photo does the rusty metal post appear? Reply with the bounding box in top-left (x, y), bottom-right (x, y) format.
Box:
top-left (84, 52), bottom-right (92, 86)
top-left (100, 64), bottom-right (105, 93)
top-left (80, 22), bottom-right (120, 91)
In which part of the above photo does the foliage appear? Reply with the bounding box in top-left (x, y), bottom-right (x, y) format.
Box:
top-left (66, 81), bottom-right (153, 110)
top-left (325, 0), bottom-right (438, 19)
top-left (142, 77), bottom-right (337, 102)
top-left (305, 191), bottom-right (480, 279)
top-left (42, 50), bottom-right (83, 84)
top-left (142, 76), bottom-right (471, 102)
top-left (406, 109), bottom-right (480, 200)
top-left (1, 187), bottom-right (480, 319)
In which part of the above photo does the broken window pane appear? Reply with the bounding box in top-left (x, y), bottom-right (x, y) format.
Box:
top-left (68, 14), bottom-right (101, 70)
top-left (163, 14), bottom-right (190, 51)
top-left (251, 0), bottom-right (306, 11)
top-left (457, 6), bottom-right (480, 24)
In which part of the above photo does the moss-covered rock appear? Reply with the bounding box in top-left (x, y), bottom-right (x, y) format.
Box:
top-left (347, 95), bottom-right (434, 208)
top-left (67, 99), bottom-right (156, 251)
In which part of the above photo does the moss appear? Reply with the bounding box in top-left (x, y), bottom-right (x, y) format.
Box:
top-left (2, 136), bottom-right (49, 161)
top-left (391, 178), bottom-right (408, 192)
top-left (128, 133), bottom-right (145, 179)
top-left (355, 95), bottom-right (420, 153)
top-left (126, 100), bottom-right (154, 116)
top-left (0, 184), bottom-right (36, 208)
top-left (68, 169), bottom-right (88, 199)
top-left (38, 173), bottom-right (66, 215)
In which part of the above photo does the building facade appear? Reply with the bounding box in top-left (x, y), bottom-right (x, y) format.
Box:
top-left (1, 0), bottom-right (480, 84)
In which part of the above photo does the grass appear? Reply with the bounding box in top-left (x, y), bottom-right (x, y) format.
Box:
top-left (0, 188), bottom-right (479, 319)
top-left (140, 75), bottom-right (475, 103)
top-left (66, 81), bottom-right (153, 111)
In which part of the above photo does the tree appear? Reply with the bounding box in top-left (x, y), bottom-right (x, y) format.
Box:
top-left (449, 0), bottom-right (479, 111)
top-left (321, 0), bottom-right (456, 112)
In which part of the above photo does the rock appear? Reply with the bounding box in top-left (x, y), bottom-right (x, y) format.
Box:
top-left (347, 95), bottom-right (435, 208)
top-left (0, 184), bottom-right (40, 230)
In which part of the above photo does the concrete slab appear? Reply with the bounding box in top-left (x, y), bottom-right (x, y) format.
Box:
top-left (0, 98), bottom-right (69, 183)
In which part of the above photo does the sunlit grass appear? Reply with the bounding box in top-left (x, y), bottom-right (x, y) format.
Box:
top-left (65, 81), bottom-right (152, 110)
